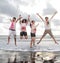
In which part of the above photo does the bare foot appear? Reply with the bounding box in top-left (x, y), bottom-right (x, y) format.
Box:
top-left (55, 42), bottom-right (59, 44)
top-left (37, 42), bottom-right (40, 44)
top-left (30, 45), bottom-right (32, 48)
top-left (15, 44), bottom-right (17, 46)
top-left (34, 45), bottom-right (36, 47)
top-left (7, 43), bottom-right (9, 45)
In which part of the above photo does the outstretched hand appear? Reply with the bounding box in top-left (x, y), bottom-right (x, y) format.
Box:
top-left (28, 15), bottom-right (30, 22)
top-left (49, 11), bottom-right (57, 21)
top-left (28, 15), bottom-right (30, 18)
top-left (9, 19), bottom-right (11, 21)
top-left (54, 11), bottom-right (57, 15)
top-left (18, 15), bottom-right (22, 20)
top-left (36, 13), bottom-right (39, 15)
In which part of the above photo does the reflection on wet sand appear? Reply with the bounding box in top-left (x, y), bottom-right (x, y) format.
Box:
top-left (30, 52), bottom-right (35, 63)
top-left (7, 52), bottom-right (36, 63)
top-left (0, 50), bottom-right (59, 63)
top-left (36, 52), bottom-right (56, 63)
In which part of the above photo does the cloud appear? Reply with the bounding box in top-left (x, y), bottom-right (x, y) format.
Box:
top-left (0, 0), bottom-right (20, 17)
top-left (0, 0), bottom-right (59, 24)
top-left (0, 0), bottom-right (36, 20)
top-left (52, 19), bottom-right (60, 26)
top-left (14, 0), bottom-right (35, 6)
top-left (14, 0), bottom-right (29, 6)
top-left (30, 14), bottom-right (42, 21)
top-left (0, 17), bottom-right (4, 23)
top-left (43, 3), bottom-right (57, 15)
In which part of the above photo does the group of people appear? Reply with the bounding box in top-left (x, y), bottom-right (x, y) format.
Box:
top-left (7, 11), bottom-right (58, 48)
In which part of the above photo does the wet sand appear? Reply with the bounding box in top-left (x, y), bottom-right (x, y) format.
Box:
top-left (0, 50), bottom-right (60, 63)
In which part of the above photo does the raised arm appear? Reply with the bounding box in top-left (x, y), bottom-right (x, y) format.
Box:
top-left (49, 11), bottom-right (57, 21)
top-left (16, 15), bottom-right (22, 22)
top-left (36, 13), bottom-right (44, 22)
top-left (35, 23), bottom-right (39, 28)
top-left (19, 20), bottom-right (22, 24)
top-left (9, 19), bottom-right (12, 22)
top-left (28, 15), bottom-right (31, 22)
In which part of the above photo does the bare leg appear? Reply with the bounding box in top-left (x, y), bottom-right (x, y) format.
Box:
top-left (20, 36), bottom-right (23, 39)
top-left (33, 37), bottom-right (35, 46)
top-left (30, 39), bottom-right (33, 48)
top-left (30, 37), bottom-right (35, 48)
top-left (14, 35), bottom-right (17, 46)
top-left (37, 30), bottom-right (47, 44)
top-left (7, 36), bottom-right (10, 45)
top-left (48, 30), bottom-right (58, 44)
top-left (33, 40), bottom-right (35, 46)
top-left (25, 36), bottom-right (28, 39)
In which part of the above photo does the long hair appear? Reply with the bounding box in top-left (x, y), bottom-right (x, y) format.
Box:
top-left (13, 17), bottom-right (16, 20)
top-left (30, 20), bottom-right (35, 27)
top-left (22, 19), bottom-right (27, 23)
top-left (30, 23), bottom-right (32, 27)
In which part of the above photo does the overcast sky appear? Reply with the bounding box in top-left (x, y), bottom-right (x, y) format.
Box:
top-left (0, 0), bottom-right (60, 21)
top-left (0, 0), bottom-right (60, 35)
top-left (0, 0), bottom-right (60, 23)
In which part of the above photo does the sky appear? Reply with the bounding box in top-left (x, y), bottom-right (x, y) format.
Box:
top-left (0, 0), bottom-right (60, 35)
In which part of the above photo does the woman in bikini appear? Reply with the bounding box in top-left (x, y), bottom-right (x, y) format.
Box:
top-left (28, 15), bottom-right (39, 48)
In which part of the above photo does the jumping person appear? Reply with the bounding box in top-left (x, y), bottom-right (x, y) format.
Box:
top-left (19, 17), bottom-right (28, 39)
top-left (36, 11), bottom-right (58, 44)
top-left (28, 15), bottom-right (39, 48)
top-left (8, 15), bottom-right (22, 46)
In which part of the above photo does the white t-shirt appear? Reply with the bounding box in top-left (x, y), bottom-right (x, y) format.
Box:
top-left (44, 20), bottom-right (51, 30)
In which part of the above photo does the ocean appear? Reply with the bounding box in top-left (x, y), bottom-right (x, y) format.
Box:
top-left (0, 35), bottom-right (60, 63)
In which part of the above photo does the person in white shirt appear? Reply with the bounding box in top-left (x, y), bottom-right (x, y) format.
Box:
top-left (36, 11), bottom-right (58, 44)
top-left (28, 15), bottom-right (39, 48)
